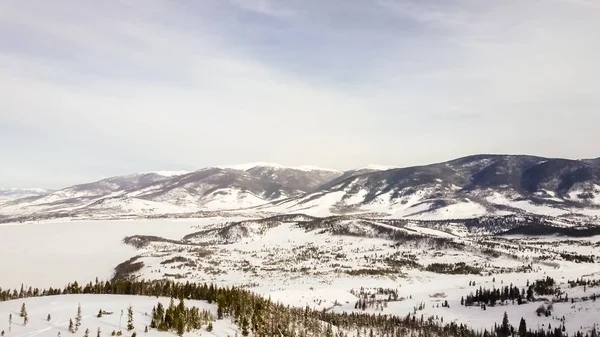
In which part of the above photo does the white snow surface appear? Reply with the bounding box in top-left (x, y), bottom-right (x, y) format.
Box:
top-left (141, 170), bottom-right (191, 177)
top-left (0, 294), bottom-right (238, 337)
top-left (3, 218), bottom-right (600, 335)
top-left (0, 218), bottom-right (247, 289)
top-left (215, 162), bottom-right (340, 172)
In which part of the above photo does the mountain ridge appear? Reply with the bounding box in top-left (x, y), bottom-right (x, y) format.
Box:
top-left (1, 155), bottom-right (599, 221)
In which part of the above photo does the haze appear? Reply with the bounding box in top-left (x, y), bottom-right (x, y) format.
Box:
top-left (1, 0), bottom-right (599, 188)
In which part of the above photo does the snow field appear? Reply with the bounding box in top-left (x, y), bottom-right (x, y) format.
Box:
top-left (0, 294), bottom-right (238, 337)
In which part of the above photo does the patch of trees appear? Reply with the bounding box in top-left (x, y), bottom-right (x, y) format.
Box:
top-left (160, 256), bottom-right (191, 265)
top-left (500, 224), bottom-right (600, 238)
top-left (344, 268), bottom-right (398, 276)
top-left (463, 277), bottom-right (558, 309)
top-left (426, 262), bottom-right (482, 275)
top-left (149, 297), bottom-right (213, 335)
top-left (122, 235), bottom-right (185, 249)
top-left (113, 256), bottom-right (144, 280)
top-left (463, 284), bottom-right (526, 307)
top-left (0, 277), bottom-right (594, 337)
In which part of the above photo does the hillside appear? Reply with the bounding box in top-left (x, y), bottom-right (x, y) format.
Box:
top-left (263, 155), bottom-right (600, 218)
top-left (0, 294), bottom-right (236, 337)
top-left (1, 155), bottom-right (600, 221)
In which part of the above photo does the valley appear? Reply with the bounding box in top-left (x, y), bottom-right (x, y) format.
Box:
top-left (2, 155), bottom-right (600, 337)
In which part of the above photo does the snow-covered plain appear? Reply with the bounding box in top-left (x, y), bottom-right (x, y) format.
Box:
top-left (2, 217), bottom-right (600, 336)
top-left (0, 218), bottom-right (249, 289)
top-left (0, 295), bottom-right (237, 337)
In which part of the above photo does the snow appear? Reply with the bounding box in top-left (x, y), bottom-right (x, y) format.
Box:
top-left (83, 197), bottom-right (194, 215)
top-left (359, 165), bottom-right (398, 171)
top-left (0, 294), bottom-right (238, 337)
top-left (0, 218), bottom-right (248, 289)
top-left (142, 171), bottom-right (191, 177)
top-left (3, 217), bottom-right (600, 335)
top-left (216, 162), bottom-right (339, 172)
top-left (486, 192), bottom-right (568, 217)
top-left (202, 188), bottom-right (268, 210)
top-left (405, 201), bottom-right (489, 220)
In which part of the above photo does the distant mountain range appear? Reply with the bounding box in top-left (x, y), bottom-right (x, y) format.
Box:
top-left (1, 155), bottom-right (599, 222)
top-left (0, 188), bottom-right (53, 203)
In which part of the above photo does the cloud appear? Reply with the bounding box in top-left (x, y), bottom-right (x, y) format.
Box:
top-left (0, 0), bottom-right (599, 187)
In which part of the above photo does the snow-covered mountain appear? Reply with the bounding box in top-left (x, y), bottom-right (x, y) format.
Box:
top-left (261, 155), bottom-right (600, 218)
top-left (0, 164), bottom-right (342, 219)
top-left (1, 156), bottom-right (599, 221)
top-left (0, 188), bottom-right (51, 203)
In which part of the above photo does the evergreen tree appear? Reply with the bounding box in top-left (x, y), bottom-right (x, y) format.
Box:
top-left (9, 313), bottom-right (12, 332)
top-left (144, 326), bottom-right (148, 333)
top-left (20, 303), bottom-right (27, 317)
top-left (75, 303), bottom-right (82, 331)
top-left (175, 317), bottom-right (184, 337)
top-left (98, 309), bottom-right (103, 318)
top-left (69, 319), bottom-right (75, 333)
top-left (241, 316), bottom-right (250, 337)
top-left (1, 330), bottom-right (4, 337)
top-left (84, 328), bottom-right (90, 337)
top-left (48, 314), bottom-right (52, 322)
top-left (207, 322), bottom-right (213, 332)
top-left (499, 312), bottom-right (511, 337)
top-left (97, 327), bottom-right (101, 337)
top-left (127, 305), bottom-right (134, 331)
top-left (518, 317), bottom-right (527, 337)
top-left (23, 310), bottom-right (29, 326)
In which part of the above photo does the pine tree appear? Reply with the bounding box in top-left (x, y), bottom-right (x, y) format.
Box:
top-left (499, 312), bottom-right (511, 337)
top-left (69, 319), bottom-right (75, 333)
top-left (127, 305), bottom-right (134, 331)
top-left (518, 317), bottom-right (527, 337)
top-left (97, 327), bottom-right (101, 337)
top-left (23, 311), bottom-right (29, 326)
top-left (84, 328), bottom-right (90, 337)
top-left (207, 322), bottom-right (213, 332)
top-left (9, 313), bottom-right (12, 332)
top-left (98, 309), bottom-right (103, 318)
top-left (241, 316), bottom-right (250, 337)
top-left (47, 313), bottom-right (52, 321)
top-left (176, 317), bottom-right (184, 337)
top-left (76, 303), bottom-right (82, 331)
top-left (144, 326), bottom-right (148, 333)
top-left (20, 303), bottom-right (27, 318)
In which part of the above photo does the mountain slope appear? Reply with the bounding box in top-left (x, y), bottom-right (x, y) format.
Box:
top-left (0, 188), bottom-right (51, 203)
top-left (262, 155), bottom-right (600, 218)
top-left (2, 156), bottom-right (599, 220)
top-left (0, 165), bottom-right (342, 218)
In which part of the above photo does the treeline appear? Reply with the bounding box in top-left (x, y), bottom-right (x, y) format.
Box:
top-left (0, 278), bottom-right (595, 337)
top-left (462, 277), bottom-right (558, 308)
top-left (426, 262), bottom-right (482, 275)
top-left (150, 298), bottom-right (213, 335)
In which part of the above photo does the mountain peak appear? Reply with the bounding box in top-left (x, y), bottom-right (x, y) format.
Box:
top-left (216, 163), bottom-right (340, 172)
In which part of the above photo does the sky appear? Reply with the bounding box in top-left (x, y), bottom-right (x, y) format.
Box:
top-left (1, 0), bottom-right (599, 188)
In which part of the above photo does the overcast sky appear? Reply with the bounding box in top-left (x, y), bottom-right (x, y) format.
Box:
top-left (1, 0), bottom-right (599, 188)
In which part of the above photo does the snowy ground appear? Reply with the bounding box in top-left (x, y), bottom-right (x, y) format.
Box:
top-left (0, 218), bottom-right (249, 289)
top-left (0, 294), bottom-right (238, 337)
top-left (2, 218), bottom-right (600, 335)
